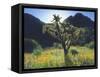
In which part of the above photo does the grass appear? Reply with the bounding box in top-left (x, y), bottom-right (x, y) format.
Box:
top-left (66, 46), bottom-right (94, 66)
top-left (24, 46), bottom-right (94, 69)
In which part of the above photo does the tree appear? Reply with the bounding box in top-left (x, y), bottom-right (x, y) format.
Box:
top-left (44, 15), bottom-right (81, 64)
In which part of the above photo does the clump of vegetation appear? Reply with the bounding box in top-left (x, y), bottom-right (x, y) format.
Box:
top-left (32, 40), bottom-right (43, 56)
top-left (85, 41), bottom-right (94, 49)
top-left (70, 49), bottom-right (79, 56)
top-left (53, 43), bottom-right (62, 49)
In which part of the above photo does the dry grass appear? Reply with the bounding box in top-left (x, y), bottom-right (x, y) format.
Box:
top-left (24, 46), bottom-right (94, 69)
top-left (24, 48), bottom-right (65, 69)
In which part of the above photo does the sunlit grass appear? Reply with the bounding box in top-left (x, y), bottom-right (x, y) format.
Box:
top-left (24, 48), bottom-right (65, 69)
top-left (24, 46), bottom-right (94, 69)
top-left (66, 46), bottom-right (94, 66)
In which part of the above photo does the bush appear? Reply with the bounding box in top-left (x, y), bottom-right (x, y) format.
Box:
top-left (53, 42), bottom-right (62, 49)
top-left (85, 41), bottom-right (94, 49)
top-left (32, 40), bottom-right (43, 56)
top-left (70, 49), bottom-right (79, 56)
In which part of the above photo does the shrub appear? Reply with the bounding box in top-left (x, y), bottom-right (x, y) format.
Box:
top-left (53, 42), bottom-right (62, 49)
top-left (70, 49), bottom-right (78, 56)
top-left (32, 40), bottom-right (43, 56)
top-left (85, 41), bottom-right (94, 49)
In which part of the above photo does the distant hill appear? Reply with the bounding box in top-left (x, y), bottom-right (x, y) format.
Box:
top-left (64, 13), bottom-right (94, 45)
top-left (24, 13), bottom-right (44, 38)
top-left (24, 13), bottom-right (57, 52)
top-left (64, 13), bottom-right (94, 29)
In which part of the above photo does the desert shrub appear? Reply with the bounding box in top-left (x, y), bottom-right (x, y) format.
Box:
top-left (53, 42), bottom-right (62, 49)
top-left (32, 48), bottom-right (42, 56)
top-left (85, 41), bottom-right (94, 49)
top-left (70, 49), bottom-right (79, 56)
top-left (32, 40), bottom-right (43, 56)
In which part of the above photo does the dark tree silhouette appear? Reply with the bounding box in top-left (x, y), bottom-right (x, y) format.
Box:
top-left (44, 14), bottom-right (81, 64)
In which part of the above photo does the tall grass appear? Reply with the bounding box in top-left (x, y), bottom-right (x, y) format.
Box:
top-left (66, 46), bottom-right (94, 66)
top-left (24, 46), bottom-right (94, 69)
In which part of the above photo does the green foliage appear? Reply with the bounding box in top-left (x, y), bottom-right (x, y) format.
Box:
top-left (74, 27), bottom-right (94, 46)
top-left (32, 49), bottom-right (42, 56)
top-left (32, 40), bottom-right (43, 56)
top-left (85, 41), bottom-right (94, 49)
top-left (44, 15), bottom-right (81, 42)
top-left (53, 42), bottom-right (62, 49)
top-left (70, 49), bottom-right (78, 56)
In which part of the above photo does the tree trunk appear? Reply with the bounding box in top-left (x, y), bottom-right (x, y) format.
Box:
top-left (64, 47), bottom-right (68, 66)
top-left (64, 46), bottom-right (68, 55)
top-left (62, 44), bottom-right (68, 65)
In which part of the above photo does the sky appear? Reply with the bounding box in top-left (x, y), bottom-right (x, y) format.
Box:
top-left (24, 8), bottom-right (95, 23)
